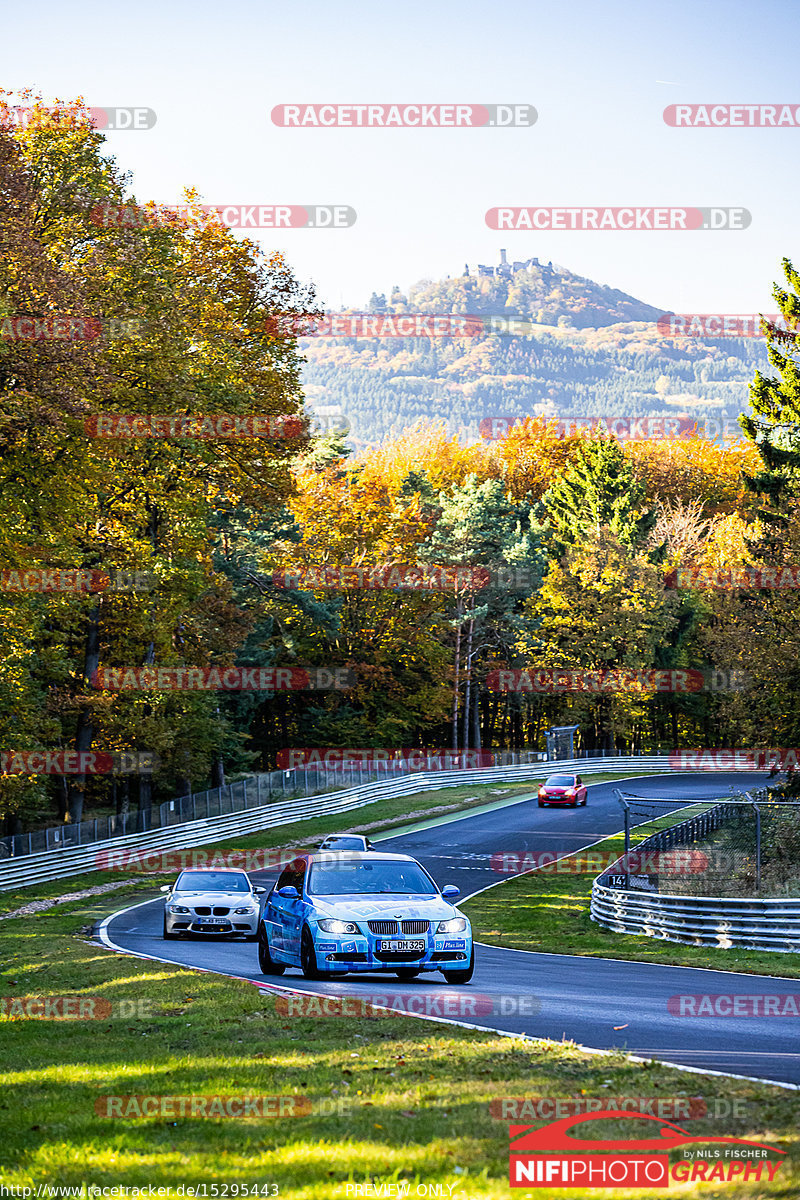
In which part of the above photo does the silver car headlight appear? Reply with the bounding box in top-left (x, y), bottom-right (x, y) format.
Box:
top-left (318, 919), bottom-right (362, 935)
top-left (234, 905), bottom-right (257, 915)
top-left (437, 917), bottom-right (467, 934)
top-left (169, 904), bottom-right (190, 914)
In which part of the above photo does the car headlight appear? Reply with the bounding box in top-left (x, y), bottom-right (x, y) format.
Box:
top-left (538, 788), bottom-right (547, 797)
top-left (437, 917), bottom-right (467, 934)
top-left (234, 906), bottom-right (257, 914)
top-left (318, 919), bottom-right (361, 935)
top-left (168, 904), bottom-right (190, 914)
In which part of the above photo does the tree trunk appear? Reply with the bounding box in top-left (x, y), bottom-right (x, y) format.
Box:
top-left (451, 599), bottom-right (463, 752)
top-left (67, 603), bottom-right (101, 824)
top-left (462, 613), bottom-right (475, 751)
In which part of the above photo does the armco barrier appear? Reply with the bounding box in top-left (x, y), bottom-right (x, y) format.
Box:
top-left (590, 885), bottom-right (800, 952)
top-left (0, 756), bottom-right (675, 892)
top-left (591, 790), bottom-right (800, 951)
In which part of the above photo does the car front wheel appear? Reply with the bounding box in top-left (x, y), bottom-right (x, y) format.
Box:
top-left (442, 947), bottom-right (475, 984)
top-left (258, 924), bottom-right (286, 975)
top-left (537, 800), bottom-right (546, 808)
top-left (162, 915), bottom-right (177, 940)
top-left (300, 926), bottom-right (323, 980)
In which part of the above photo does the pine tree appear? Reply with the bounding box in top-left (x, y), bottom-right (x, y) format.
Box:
top-left (740, 258), bottom-right (800, 545)
top-left (541, 438), bottom-right (658, 558)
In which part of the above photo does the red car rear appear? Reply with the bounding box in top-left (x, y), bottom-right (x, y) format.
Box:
top-left (537, 773), bottom-right (587, 807)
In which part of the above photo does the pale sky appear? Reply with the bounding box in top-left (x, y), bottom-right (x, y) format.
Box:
top-left (3, 0), bottom-right (798, 315)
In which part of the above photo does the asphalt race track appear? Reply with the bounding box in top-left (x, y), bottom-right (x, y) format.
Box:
top-left (99, 771), bottom-right (800, 1087)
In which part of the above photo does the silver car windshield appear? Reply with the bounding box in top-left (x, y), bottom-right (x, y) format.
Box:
top-left (175, 871), bottom-right (250, 892)
top-left (307, 860), bottom-right (437, 896)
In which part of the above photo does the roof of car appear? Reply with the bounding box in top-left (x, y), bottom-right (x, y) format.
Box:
top-left (301, 850), bottom-right (413, 864)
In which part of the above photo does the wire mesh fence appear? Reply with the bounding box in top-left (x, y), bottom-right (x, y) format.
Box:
top-left (598, 787), bottom-right (800, 898)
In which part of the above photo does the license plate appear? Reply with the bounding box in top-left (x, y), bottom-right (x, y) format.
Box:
top-left (196, 917), bottom-right (229, 926)
top-left (378, 939), bottom-right (425, 952)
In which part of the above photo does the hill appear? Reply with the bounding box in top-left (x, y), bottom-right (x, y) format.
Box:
top-left (300, 254), bottom-right (767, 446)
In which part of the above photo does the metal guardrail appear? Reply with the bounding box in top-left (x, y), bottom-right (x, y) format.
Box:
top-left (591, 885), bottom-right (800, 952)
top-left (0, 755), bottom-right (676, 892)
top-left (591, 792), bottom-right (800, 951)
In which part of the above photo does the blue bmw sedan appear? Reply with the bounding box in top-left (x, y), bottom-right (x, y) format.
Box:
top-left (257, 851), bottom-right (474, 983)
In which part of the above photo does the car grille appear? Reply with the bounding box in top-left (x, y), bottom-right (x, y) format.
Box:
top-left (401, 920), bottom-right (429, 935)
top-left (368, 920), bottom-right (399, 935)
top-left (374, 948), bottom-right (426, 962)
top-left (193, 906), bottom-right (230, 916)
top-left (195, 907), bottom-right (211, 916)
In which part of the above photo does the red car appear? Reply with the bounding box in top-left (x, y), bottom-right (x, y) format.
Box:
top-left (537, 773), bottom-right (587, 808)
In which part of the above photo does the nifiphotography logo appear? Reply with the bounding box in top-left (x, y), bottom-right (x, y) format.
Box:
top-left (508, 1112), bottom-right (785, 1188)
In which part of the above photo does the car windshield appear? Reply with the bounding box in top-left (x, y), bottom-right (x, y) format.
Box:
top-left (307, 859), bottom-right (437, 896)
top-left (546, 775), bottom-right (575, 787)
top-left (323, 836), bottom-right (365, 849)
top-left (175, 871), bottom-right (250, 892)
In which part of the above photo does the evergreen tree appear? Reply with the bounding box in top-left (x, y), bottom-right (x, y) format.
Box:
top-left (541, 438), bottom-right (658, 558)
top-left (740, 258), bottom-right (800, 546)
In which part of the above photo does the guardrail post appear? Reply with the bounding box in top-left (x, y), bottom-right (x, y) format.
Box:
top-left (753, 799), bottom-right (761, 894)
top-left (256, 774), bottom-right (261, 806)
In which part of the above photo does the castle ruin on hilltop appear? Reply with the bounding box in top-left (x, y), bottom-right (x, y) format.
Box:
top-left (465, 249), bottom-right (558, 280)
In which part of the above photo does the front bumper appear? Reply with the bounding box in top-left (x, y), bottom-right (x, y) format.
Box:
top-left (312, 928), bottom-right (472, 973)
top-left (165, 909), bottom-right (259, 936)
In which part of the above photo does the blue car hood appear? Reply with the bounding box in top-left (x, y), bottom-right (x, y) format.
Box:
top-left (307, 895), bottom-right (465, 922)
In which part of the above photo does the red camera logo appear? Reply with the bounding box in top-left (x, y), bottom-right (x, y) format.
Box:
top-left (509, 1112), bottom-right (784, 1187)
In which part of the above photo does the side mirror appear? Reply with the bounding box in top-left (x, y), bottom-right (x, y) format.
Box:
top-left (366, 840), bottom-right (374, 850)
top-left (252, 885), bottom-right (266, 895)
top-left (160, 885), bottom-right (171, 893)
top-left (276, 885), bottom-right (299, 899)
top-left (442, 884), bottom-right (460, 899)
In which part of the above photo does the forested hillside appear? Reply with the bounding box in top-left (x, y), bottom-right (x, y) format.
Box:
top-left (301, 265), bottom-right (767, 445)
